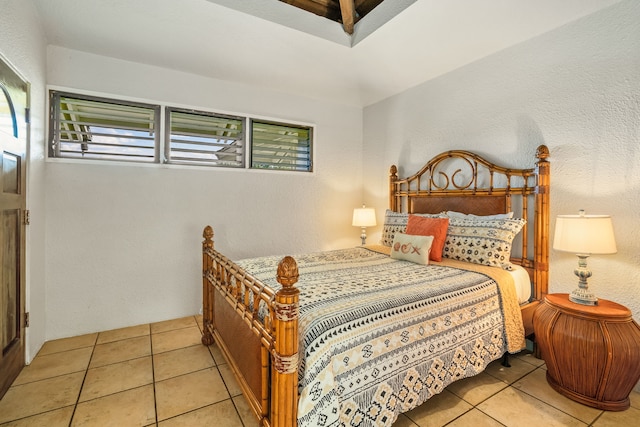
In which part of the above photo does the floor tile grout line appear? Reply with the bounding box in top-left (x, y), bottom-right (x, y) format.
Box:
top-left (588, 410), bottom-right (605, 427)
top-left (443, 405), bottom-right (508, 427)
top-left (32, 343), bottom-right (96, 358)
top-left (6, 367), bottom-right (89, 388)
top-left (230, 395), bottom-right (252, 427)
top-left (150, 323), bottom-right (159, 426)
top-left (448, 377), bottom-right (510, 410)
top-left (214, 363), bottom-right (248, 423)
top-left (68, 332), bottom-right (99, 427)
top-left (84, 353), bottom-right (152, 371)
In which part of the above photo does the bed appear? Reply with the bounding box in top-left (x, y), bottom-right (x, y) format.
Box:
top-left (200, 145), bottom-right (550, 427)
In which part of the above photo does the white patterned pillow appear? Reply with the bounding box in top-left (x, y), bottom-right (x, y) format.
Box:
top-left (380, 210), bottom-right (444, 247)
top-left (390, 233), bottom-right (434, 265)
top-left (442, 217), bottom-right (526, 270)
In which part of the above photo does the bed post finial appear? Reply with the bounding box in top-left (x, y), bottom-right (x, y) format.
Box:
top-left (277, 256), bottom-right (299, 288)
top-left (203, 225), bottom-right (214, 249)
top-left (536, 145), bottom-right (550, 160)
top-left (272, 256), bottom-right (300, 426)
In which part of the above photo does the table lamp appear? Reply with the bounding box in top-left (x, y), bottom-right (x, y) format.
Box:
top-left (552, 210), bottom-right (617, 305)
top-left (352, 205), bottom-right (376, 245)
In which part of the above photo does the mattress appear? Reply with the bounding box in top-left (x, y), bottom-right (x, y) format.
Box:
top-left (508, 264), bottom-right (532, 304)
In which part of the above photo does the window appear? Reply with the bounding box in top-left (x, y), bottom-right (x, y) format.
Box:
top-left (49, 92), bottom-right (159, 162)
top-left (49, 90), bottom-right (313, 172)
top-left (166, 108), bottom-right (245, 167)
top-left (251, 120), bottom-right (312, 171)
top-left (0, 84), bottom-right (18, 138)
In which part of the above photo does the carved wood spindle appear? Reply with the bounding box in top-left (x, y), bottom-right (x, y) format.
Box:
top-left (201, 226), bottom-right (215, 346)
top-left (534, 145), bottom-right (550, 300)
top-left (271, 256), bottom-right (300, 427)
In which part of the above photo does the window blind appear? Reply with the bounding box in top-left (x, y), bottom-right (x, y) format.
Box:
top-left (166, 109), bottom-right (244, 167)
top-left (49, 92), bottom-right (159, 162)
top-left (251, 120), bottom-right (312, 172)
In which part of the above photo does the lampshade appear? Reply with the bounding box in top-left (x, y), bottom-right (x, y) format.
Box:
top-left (352, 207), bottom-right (377, 227)
top-left (553, 213), bottom-right (617, 255)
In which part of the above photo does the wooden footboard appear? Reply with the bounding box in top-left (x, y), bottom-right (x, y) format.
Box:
top-left (201, 226), bottom-right (299, 427)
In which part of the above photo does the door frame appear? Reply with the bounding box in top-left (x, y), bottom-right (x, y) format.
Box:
top-left (0, 55), bottom-right (29, 399)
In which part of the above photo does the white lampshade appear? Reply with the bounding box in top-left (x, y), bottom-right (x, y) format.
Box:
top-left (352, 207), bottom-right (377, 227)
top-left (553, 213), bottom-right (617, 255)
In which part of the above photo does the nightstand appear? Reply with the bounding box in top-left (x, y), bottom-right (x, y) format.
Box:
top-left (533, 293), bottom-right (640, 411)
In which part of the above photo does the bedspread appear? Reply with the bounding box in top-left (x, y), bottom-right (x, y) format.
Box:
top-left (236, 247), bottom-right (525, 427)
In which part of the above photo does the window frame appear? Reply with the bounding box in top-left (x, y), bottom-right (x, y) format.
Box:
top-left (47, 89), bottom-right (315, 173)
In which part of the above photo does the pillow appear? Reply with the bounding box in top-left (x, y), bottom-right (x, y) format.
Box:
top-left (390, 233), bottom-right (434, 265)
top-left (380, 209), bottom-right (444, 247)
top-left (405, 215), bottom-right (449, 262)
top-left (442, 217), bottom-right (526, 270)
top-left (445, 211), bottom-right (514, 220)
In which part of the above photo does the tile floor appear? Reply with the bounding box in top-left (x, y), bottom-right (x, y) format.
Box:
top-left (0, 315), bottom-right (638, 426)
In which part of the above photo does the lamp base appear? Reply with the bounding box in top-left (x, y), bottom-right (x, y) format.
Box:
top-left (569, 287), bottom-right (598, 305)
top-left (569, 254), bottom-right (597, 305)
top-left (360, 227), bottom-right (367, 246)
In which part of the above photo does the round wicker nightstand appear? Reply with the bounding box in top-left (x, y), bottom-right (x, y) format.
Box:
top-left (533, 293), bottom-right (640, 411)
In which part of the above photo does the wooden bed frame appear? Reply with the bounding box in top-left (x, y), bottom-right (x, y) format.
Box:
top-left (200, 145), bottom-right (550, 427)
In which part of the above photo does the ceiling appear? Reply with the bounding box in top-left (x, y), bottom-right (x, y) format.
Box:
top-left (31, 0), bottom-right (621, 107)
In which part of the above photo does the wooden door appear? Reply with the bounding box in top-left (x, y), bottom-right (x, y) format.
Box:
top-left (0, 59), bottom-right (28, 399)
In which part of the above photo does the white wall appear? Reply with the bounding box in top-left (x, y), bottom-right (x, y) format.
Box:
top-left (45, 47), bottom-right (363, 339)
top-left (364, 0), bottom-right (640, 324)
top-left (0, 0), bottom-right (48, 362)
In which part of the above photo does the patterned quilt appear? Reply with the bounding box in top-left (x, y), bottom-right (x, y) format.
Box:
top-left (236, 246), bottom-right (525, 427)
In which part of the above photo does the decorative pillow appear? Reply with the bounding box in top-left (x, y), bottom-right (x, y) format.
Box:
top-left (445, 211), bottom-right (514, 219)
top-left (380, 210), bottom-right (443, 247)
top-left (442, 217), bottom-right (526, 270)
top-left (390, 233), bottom-right (434, 265)
top-left (405, 215), bottom-right (450, 262)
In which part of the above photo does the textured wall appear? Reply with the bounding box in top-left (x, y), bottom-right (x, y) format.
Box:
top-left (44, 47), bottom-right (363, 338)
top-left (363, 0), bottom-right (640, 324)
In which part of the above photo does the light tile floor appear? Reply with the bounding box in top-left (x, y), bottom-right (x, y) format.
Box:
top-left (0, 315), bottom-right (638, 426)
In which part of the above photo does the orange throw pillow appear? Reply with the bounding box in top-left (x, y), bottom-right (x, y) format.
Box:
top-left (405, 215), bottom-right (449, 262)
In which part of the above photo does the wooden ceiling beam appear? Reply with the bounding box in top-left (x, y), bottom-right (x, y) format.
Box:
top-left (339, 0), bottom-right (355, 34)
top-left (281, 0), bottom-right (334, 19)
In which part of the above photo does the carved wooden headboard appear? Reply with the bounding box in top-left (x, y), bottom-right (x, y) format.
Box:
top-left (389, 145), bottom-right (550, 334)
